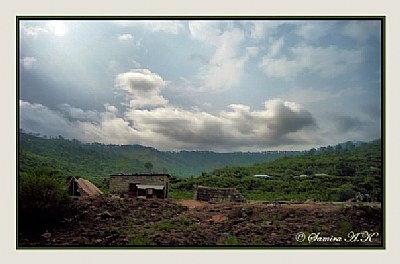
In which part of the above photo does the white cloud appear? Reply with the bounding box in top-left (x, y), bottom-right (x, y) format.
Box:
top-left (104, 103), bottom-right (118, 114)
top-left (118, 33), bottom-right (133, 41)
top-left (115, 69), bottom-right (166, 94)
top-left (259, 44), bottom-right (364, 78)
top-left (186, 25), bottom-right (247, 92)
top-left (20, 97), bottom-right (317, 151)
top-left (249, 21), bottom-right (284, 39)
top-left (58, 103), bottom-right (100, 122)
top-left (21, 21), bottom-right (69, 38)
top-left (20, 57), bottom-right (37, 70)
top-left (115, 69), bottom-right (168, 108)
top-left (20, 100), bottom-right (133, 144)
top-left (269, 37), bottom-right (284, 57)
top-left (123, 98), bottom-right (316, 150)
top-left (188, 21), bottom-right (221, 44)
top-left (20, 100), bottom-right (77, 138)
top-left (116, 20), bottom-right (184, 34)
top-left (246, 47), bottom-right (259, 57)
top-left (198, 56), bottom-right (247, 92)
top-left (211, 28), bottom-right (245, 63)
top-left (20, 24), bottom-right (47, 38)
top-left (259, 57), bottom-right (302, 78)
top-left (46, 21), bottom-right (67, 37)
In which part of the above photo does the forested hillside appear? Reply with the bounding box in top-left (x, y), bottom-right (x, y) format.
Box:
top-left (18, 131), bottom-right (299, 180)
top-left (171, 139), bottom-right (383, 202)
top-left (18, 131), bottom-right (382, 202)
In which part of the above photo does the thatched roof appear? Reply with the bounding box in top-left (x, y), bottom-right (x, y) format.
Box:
top-left (71, 178), bottom-right (103, 196)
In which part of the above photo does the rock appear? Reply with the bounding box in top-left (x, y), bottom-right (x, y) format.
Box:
top-left (228, 209), bottom-right (243, 218)
top-left (210, 214), bottom-right (228, 223)
top-left (100, 211), bottom-right (113, 219)
top-left (118, 238), bottom-right (129, 245)
top-left (149, 202), bottom-right (159, 208)
top-left (95, 239), bottom-right (103, 244)
top-left (243, 208), bottom-right (254, 217)
top-left (41, 232), bottom-right (52, 239)
top-left (316, 212), bottom-right (324, 218)
top-left (232, 218), bottom-right (246, 225)
top-left (356, 210), bottom-right (365, 217)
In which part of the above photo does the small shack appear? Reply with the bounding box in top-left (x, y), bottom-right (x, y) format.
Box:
top-left (67, 177), bottom-right (103, 197)
top-left (109, 173), bottom-right (170, 198)
top-left (195, 185), bottom-right (245, 203)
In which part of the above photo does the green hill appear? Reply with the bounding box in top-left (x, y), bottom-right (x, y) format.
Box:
top-left (18, 131), bottom-right (300, 188)
top-left (18, 131), bottom-right (382, 202)
top-left (171, 139), bottom-right (383, 202)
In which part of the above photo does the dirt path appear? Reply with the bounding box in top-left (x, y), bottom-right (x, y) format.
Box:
top-left (176, 199), bottom-right (207, 208)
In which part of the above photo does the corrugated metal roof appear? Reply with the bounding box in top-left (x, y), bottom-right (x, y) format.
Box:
top-left (136, 184), bottom-right (164, 190)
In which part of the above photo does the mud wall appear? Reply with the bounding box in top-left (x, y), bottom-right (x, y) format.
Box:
top-left (195, 186), bottom-right (245, 203)
top-left (109, 174), bottom-right (169, 195)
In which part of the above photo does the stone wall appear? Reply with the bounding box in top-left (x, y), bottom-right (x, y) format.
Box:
top-left (195, 186), bottom-right (245, 203)
top-left (109, 174), bottom-right (169, 196)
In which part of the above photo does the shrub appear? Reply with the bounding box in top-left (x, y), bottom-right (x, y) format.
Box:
top-left (18, 170), bottom-right (73, 233)
top-left (227, 235), bottom-right (240, 245)
top-left (128, 234), bottom-right (153, 245)
top-left (328, 183), bottom-right (357, 202)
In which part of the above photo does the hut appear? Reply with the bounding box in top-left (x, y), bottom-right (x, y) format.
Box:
top-left (109, 173), bottom-right (170, 198)
top-left (68, 177), bottom-right (103, 196)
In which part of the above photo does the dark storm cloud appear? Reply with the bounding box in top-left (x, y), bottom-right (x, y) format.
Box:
top-left (20, 97), bottom-right (318, 152)
top-left (58, 104), bottom-right (100, 123)
top-left (115, 69), bottom-right (168, 107)
top-left (125, 99), bottom-right (317, 150)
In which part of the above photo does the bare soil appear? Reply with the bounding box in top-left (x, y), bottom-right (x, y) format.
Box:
top-left (18, 197), bottom-right (382, 247)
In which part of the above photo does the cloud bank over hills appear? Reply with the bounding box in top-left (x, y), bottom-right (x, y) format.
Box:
top-left (19, 20), bottom-right (381, 151)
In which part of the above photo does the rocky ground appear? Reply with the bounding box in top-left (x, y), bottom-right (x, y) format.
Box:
top-left (18, 197), bottom-right (382, 247)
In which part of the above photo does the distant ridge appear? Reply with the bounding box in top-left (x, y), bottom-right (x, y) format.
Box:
top-left (18, 131), bottom-right (300, 178)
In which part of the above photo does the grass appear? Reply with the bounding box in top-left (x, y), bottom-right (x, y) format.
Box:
top-left (339, 219), bottom-right (353, 237)
top-left (168, 190), bottom-right (195, 200)
top-left (128, 234), bottom-right (153, 245)
top-left (156, 221), bottom-right (175, 231)
top-left (227, 235), bottom-right (240, 245)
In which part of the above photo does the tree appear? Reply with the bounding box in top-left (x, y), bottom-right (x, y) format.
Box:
top-left (345, 141), bottom-right (355, 150)
top-left (336, 159), bottom-right (356, 176)
top-left (19, 169), bottom-right (73, 233)
top-left (335, 144), bottom-right (343, 151)
top-left (326, 145), bottom-right (334, 153)
top-left (309, 148), bottom-right (317, 155)
top-left (144, 161), bottom-right (154, 172)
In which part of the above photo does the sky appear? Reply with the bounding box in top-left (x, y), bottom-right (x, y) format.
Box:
top-left (19, 19), bottom-right (382, 152)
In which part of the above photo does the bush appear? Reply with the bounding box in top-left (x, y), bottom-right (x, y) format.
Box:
top-left (18, 170), bottom-right (73, 233)
top-left (328, 183), bottom-right (357, 202)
